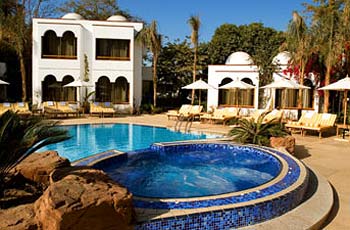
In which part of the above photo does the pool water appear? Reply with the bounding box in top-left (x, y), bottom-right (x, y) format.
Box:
top-left (41, 124), bottom-right (219, 161)
top-left (102, 146), bottom-right (281, 198)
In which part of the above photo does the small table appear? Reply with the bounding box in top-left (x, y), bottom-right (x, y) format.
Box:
top-left (336, 124), bottom-right (350, 140)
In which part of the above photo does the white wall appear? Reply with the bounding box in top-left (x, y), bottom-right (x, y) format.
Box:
top-left (32, 17), bottom-right (143, 111)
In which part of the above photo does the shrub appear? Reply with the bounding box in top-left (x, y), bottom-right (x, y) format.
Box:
top-left (229, 113), bottom-right (289, 146)
top-left (0, 111), bottom-right (70, 196)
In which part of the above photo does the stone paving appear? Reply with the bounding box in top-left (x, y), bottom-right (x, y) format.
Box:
top-left (59, 114), bottom-right (350, 229)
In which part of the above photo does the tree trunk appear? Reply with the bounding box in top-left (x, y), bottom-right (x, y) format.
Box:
top-left (297, 61), bottom-right (305, 109)
top-left (19, 52), bottom-right (27, 102)
top-left (323, 64), bottom-right (332, 113)
top-left (191, 47), bottom-right (197, 105)
top-left (153, 56), bottom-right (158, 108)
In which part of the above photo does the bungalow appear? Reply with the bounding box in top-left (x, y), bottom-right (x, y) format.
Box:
top-left (32, 13), bottom-right (144, 113)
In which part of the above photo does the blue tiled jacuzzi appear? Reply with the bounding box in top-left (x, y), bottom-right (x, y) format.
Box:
top-left (76, 142), bottom-right (309, 229)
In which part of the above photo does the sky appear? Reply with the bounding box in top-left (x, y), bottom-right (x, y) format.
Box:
top-left (119, 0), bottom-right (314, 42)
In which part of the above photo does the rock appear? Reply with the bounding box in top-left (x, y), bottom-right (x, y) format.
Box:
top-left (14, 151), bottom-right (70, 186)
top-left (0, 204), bottom-right (38, 230)
top-left (34, 168), bottom-right (135, 230)
top-left (270, 136), bottom-right (296, 155)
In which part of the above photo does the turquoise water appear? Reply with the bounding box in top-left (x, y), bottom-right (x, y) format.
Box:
top-left (103, 146), bottom-right (280, 198)
top-left (41, 124), bottom-right (219, 161)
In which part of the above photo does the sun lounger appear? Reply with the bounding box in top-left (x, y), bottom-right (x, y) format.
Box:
top-left (101, 102), bottom-right (115, 117)
top-left (177, 105), bottom-right (203, 121)
top-left (242, 110), bottom-right (264, 123)
top-left (43, 101), bottom-right (61, 117)
top-left (0, 102), bottom-right (12, 115)
top-left (302, 113), bottom-right (337, 138)
top-left (12, 102), bottom-right (32, 116)
top-left (90, 102), bottom-right (104, 117)
top-left (56, 101), bottom-right (79, 117)
top-left (211, 107), bottom-right (240, 125)
top-left (285, 111), bottom-right (317, 133)
top-left (262, 109), bottom-right (284, 124)
top-left (166, 105), bottom-right (192, 120)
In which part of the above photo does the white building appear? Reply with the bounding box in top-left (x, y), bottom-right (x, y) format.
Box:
top-left (207, 51), bottom-right (318, 118)
top-left (32, 13), bottom-right (144, 113)
top-left (207, 51), bottom-right (260, 114)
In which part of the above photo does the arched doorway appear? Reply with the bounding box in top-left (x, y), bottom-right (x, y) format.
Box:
top-left (219, 78), bottom-right (233, 105)
top-left (42, 75), bottom-right (60, 101)
top-left (62, 75), bottom-right (76, 101)
top-left (96, 76), bottom-right (111, 102)
top-left (112, 77), bottom-right (129, 103)
top-left (302, 79), bottom-right (314, 108)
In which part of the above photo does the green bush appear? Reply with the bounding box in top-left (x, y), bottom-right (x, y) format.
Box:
top-left (229, 113), bottom-right (289, 146)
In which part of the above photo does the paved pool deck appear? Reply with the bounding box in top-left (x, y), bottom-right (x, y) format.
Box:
top-left (60, 114), bottom-right (350, 230)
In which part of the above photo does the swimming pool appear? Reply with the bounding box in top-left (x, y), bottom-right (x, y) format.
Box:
top-left (41, 123), bottom-right (219, 161)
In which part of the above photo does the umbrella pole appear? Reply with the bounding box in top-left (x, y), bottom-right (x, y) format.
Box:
top-left (199, 89), bottom-right (201, 106)
top-left (344, 90), bottom-right (348, 125)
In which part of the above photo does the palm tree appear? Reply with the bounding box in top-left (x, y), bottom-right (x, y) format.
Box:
top-left (188, 15), bottom-right (201, 105)
top-left (306, 0), bottom-right (343, 112)
top-left (0, 111), bottom-right (70, 196)
top-left (284, 11), bottom-right (312, 109)
top-left (138, 20), bottom-right (162, 108)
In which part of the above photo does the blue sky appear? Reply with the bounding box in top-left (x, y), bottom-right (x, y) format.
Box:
top-left (119, 0), bottom-right (313, 42)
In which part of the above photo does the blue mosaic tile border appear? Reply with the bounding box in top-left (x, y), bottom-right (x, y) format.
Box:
top-left (80, 142), bottom-right (308, 229)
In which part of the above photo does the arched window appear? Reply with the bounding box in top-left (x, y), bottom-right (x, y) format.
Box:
top-left (62, 75), bottom-right (76, 101)
top-left (113, 77), bottom-right (129, 103)
top-left (96, 76), bottom-right (111, 102)
top-left (240, 78), bottom-right (254, 106)
top-left (61, 31), bottom-right (77, 57)
top-left (41, 30), bottom-right (77, 59)
top-left (42, 30), bottom-right (60, 57)
top-left (219, 78), bottom-right (233, 105)
top-left (302, 79), bottom-right (314, 108)
top-left (42, 75), bottom-right (60, 101)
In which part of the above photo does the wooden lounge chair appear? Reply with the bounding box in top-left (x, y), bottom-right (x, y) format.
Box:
top-left (211, 107), bottom-right (240, 125)
top-left (12, 102), bottom-right (32, 116)
top-left (90, 102), bottom-right (104, 117)
top-left (166, 105), bottom-right (192, 120)
top-left (242, 110), bottom-right (264, 123)
top-left (0, 102), bottom-right (12, 115)
top-left (285, 111), bottom-right (317, 134)
top-left (56, 101), bottom-right (79, 117)
top-left (43, 101), bottom-right (62, 118)
top-left (262, 109), bottom-right (284, 124)
top-left (302, 113), bottom-right (337, 138)
top-left (101, 102), bottom-right (115, 117)
top-left (177, 105), bottom-right (203, 121)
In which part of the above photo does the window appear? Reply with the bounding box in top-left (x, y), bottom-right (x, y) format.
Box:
top-left (42, 30), bottom-right (77, 59)
top-left (96, 39), bottom-right (130, 60)
top-left (112, 77), bottom-right (129, 103)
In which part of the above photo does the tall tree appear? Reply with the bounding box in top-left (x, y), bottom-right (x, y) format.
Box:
top-left (138, 20), bottom-right (162, 107)
top-left (306, 0), bottom-right (343, 112)
top-left (188, 15), bottom-right (201, 104)
top-left (0, 0), bottom-right (56, 102)
top-left (58, 0), bottom-right (131, 20)
top-left (284, 11), bottom-right (313, 108)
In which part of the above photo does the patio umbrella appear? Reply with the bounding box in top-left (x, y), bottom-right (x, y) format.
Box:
top-left (0, 79), bottom-right (9, 85)
top-left (261, 78), bottom-right (310, 109)
top-left (182, 79), bottom-right (216, 105)
top-left (63, 79), bottom-right (94, 103)
top-left (219, 79), bottom-right (255, 107)
top-left (319, 75), bottom-right (350, 125)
